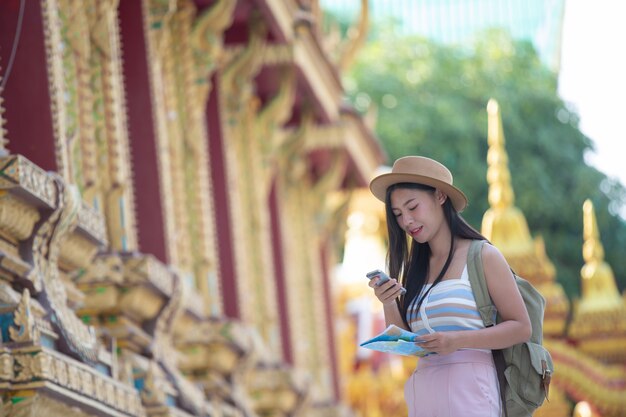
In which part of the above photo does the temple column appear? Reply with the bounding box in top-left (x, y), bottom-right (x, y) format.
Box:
top-left (218, 14), bottom-right (284, 356)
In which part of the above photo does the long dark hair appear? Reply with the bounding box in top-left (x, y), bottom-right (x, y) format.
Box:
top-left (384, 182), bottom-right (487, 328)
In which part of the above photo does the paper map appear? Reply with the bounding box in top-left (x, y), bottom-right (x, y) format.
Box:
top-left (359, 325), bottom-right (430, 357)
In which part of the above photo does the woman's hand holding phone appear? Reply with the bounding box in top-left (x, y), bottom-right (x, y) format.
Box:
top-left (366, 269), bottom-right (406, 305)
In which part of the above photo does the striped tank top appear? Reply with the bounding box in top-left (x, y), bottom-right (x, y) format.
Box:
top-left (407, 265), bottom-right (487, 340)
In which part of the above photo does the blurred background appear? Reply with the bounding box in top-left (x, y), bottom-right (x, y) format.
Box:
top-left (0, 1), bottom-right (624, 417)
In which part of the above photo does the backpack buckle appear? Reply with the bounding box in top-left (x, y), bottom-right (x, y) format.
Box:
top-left (541, 360), bottom-right (552, 401)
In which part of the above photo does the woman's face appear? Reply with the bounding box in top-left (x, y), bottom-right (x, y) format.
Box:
top-left (390, 187), bottom-right (446, 243)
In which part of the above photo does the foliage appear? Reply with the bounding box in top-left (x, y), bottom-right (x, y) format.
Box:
top-left (345, 28), bottom-right (626, 299)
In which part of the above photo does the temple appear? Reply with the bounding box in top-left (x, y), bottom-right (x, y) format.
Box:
top-left (1, 1), bottom-right (625, 416)
top-left (0, 0), bottom-right (383, 416)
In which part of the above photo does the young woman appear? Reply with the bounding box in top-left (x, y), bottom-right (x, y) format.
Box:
top-left (367, 156), bottom-right (531, 417)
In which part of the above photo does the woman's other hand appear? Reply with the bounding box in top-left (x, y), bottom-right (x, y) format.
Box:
top-left (414, 331), bottom-right (460, 355)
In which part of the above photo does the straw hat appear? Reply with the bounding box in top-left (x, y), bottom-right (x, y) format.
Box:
top-left (369, 156), bottom-right (468, 212)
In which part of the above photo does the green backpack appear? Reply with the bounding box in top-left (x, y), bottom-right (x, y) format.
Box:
top-left (467, 239), bottom-right (553, 417)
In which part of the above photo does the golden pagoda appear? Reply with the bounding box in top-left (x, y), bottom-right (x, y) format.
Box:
top-left (482, 99), bottom-right (626, 417)
top-left (483, 99), bottom-right (570, 336)
top-left (568, 200), bottom-right (626, 362)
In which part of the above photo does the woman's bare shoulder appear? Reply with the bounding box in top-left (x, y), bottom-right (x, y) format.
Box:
top-left (480, 242), bottom-right (514, 278)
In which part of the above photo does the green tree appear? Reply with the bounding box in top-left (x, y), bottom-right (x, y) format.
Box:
top-left (345, 29), bottom-right (626, 299)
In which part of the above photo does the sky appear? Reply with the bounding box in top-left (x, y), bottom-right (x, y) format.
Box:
top-left (558, 0), bottom-right (626, 190)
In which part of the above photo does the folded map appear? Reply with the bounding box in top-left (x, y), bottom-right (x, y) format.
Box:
top-left (359, 324), bottom-right (429, 357)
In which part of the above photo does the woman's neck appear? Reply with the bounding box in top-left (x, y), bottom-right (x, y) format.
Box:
top-left (428, 228), bottom-right (454, 259)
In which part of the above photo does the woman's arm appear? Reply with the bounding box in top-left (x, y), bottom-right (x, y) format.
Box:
top-left (417, 243), bottom-right (531, 354)
top-left (368, 277), bottom-right (410, 330)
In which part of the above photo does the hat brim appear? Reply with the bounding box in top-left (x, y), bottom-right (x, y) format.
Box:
top-left (370, 173), bottom-right (468, 212)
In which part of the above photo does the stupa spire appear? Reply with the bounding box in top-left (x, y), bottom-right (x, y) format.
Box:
top-left (486, 99), bottom-right (514, 209)
top-left (579, 199), bottom-right (621, 310)
top-left (480, 99), bottom-right (569, 336)
top-left (568, 199), bottom-right (626, 362)
top-left (482, 99), bottom-right (532, 254)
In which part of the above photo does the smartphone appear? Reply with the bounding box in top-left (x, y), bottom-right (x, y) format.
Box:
top-left (366, 269), bottom-right (389, 285)
top-left (366, 269), bottom-right (407, 295)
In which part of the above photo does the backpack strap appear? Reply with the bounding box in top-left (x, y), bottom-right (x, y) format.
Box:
top-left (467, 239), bottom-right (508, 417)
top-left (467, 239), bottom-right (497, 327)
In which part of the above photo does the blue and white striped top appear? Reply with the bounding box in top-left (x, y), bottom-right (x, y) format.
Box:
top-left (407, 265), bottom-right (487, 340)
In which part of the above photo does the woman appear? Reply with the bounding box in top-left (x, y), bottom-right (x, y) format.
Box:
top-left (368, 156), bottom-right (531, 417)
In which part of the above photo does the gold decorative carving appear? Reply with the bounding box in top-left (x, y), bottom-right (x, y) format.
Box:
top-left (1, 394), bottom-right (93, 417)
top-left (0, 156), bottom-right (57, 208)
top-left (247, 364), bottom-right (310, 416)
top-left (319, 188), bottom-right (352, 257)
top-left (271, 113), bottom-right (339, 403)
top-left (86, 0), bottom-right (139, 252)
top-left (75, 254), bottom-right (124, 315)
top-left (220, 14), bottom-right (286, 354)
top-left (0, 193), bottom-right (40, 242)
top-left (0, 159), bottom-right (104, 287)
top-left (41, 0), bottom-right (72, 182)
top-left (66, 0), bottom-right (98, 197)
top-left (171, 1), bottom-right (222, 314)
top-left (9, 290), bottom-right (40, 344)
top-left (42, 0), bottom-right (138, 253)
top-left (42, 0), bottom-right (98, 194)
top-left (3, 347), bottom-right (145, 416)
top-left (122, 253), bottom-right (173, 296)
top-left (143, 0), bottom-right (190, 273)
top-left (292, 14), bottom-right (342, 122)
top-left (336, 0), bottom-right (369, 72)
top-left (191, 0), bottom-right (236, 101)
top-left (220, 16), bottom-right (266, 111)
top-left (151, 271), bottom-right (206, 414)
top-left (256, 68), bottom-right (296, 195)
top-left (183, 290), bottom-right (204, 319)
top-left (0, 280), bottom-right (22, 305)
top-left (30, 176), bottom-right (100, 361)
top-left (78, 253), bottom-right (125, 285)
top-left (75, 201), bottom-right (108, 245)
top-left (121, 287), bottom-right (165, 323)
top-left (0, 350), bottom-right (14, 380)
top-left (0, 253), bottom-right (31, 283)
top-left (262, 44), bottom-right (294, 66)
top-left (13, 351), bottom-right (49, 382)
top-left (140, 361), bottom-right (172, 408)
top-left (59, 233), bottom-right (100, 271)
top-left (177, 319), bottom-right (255, 376)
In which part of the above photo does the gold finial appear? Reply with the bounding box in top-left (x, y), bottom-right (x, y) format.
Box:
top-left (582, 199), bottom-right (604, 262)
top-left (482, 99), bottom-right (568, 334)
top-left (486, 99), bottom-right (514, 209)
top-left (338, 0), bottom-right (370, 72)
top-left (579, 199), bottom-right (621, 310)
top-left (569, 199), bottom-right (626, 361)
top-left (482, 98), bottom-right (531, 248)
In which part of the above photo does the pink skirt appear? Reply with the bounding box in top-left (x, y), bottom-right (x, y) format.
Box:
top-left (404, 349), bottom-right (501, 417)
